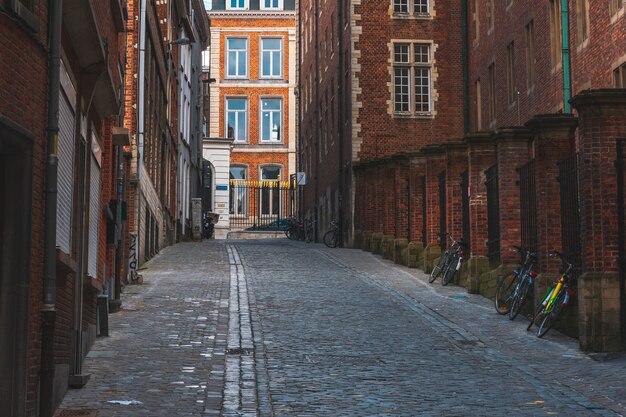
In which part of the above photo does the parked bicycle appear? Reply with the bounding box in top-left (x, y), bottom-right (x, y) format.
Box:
top-left (527, 250), bottom-right (576, 338)
top-left (285, 217), bottom-right (305, 241)
top-left (429, 233), bottom-right (467, 286)
top-left (304, 218), bottom-right (316, 243)
top-left (323, 219), bottom-right (340, 248)
top-left (494, 246), bottom-right (538, 319)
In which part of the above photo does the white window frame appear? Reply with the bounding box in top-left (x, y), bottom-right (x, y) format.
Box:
top-left (259, 164), bottom-right (283, 217)
top-left (225, 37), bottom-right (249, 79)
top-left (225, 97), bottom-right (248, 143)
top-left (392, 0), bottom-right (430, 17)
top-left (260, 0), bottom-right (284, 10)
top-left (260, 37), bottom-right (283, 79)
top-left (392, 42), bottom-right (432, 116)
top-left (229, 165), bottom-right (248, 217)
top-left (226, 0), bottom-right (249, 10)
top-left (259, 97), bottom-right (283, 143)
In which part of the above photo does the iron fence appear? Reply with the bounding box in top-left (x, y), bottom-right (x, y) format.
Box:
top-left (229, 180), bottom-right (296, 231)
top-left (460, 170), bottom-right (470, 245)
top-left (439, 170), bottom-right (447, 249)
top-left (485, 164), bottom-right (501, 265)
top-left (421, 175), bottom-right (427, 247)
top-left (557, 154), bottom-right (582, 276)
top-left (615, 139), bottom-right (626, 348)
top-left (519, 159), bottom-right (537, 252)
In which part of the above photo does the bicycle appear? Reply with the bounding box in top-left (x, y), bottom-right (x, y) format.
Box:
top-left (285, 217), bottom-right (305, 241)
top-left (526, 250), bottom-right (576, 338)
top-left (493, 246), bottom-right (537, 319)
top-left (304, 218), bottom-right (316, 243)
top-left (429, 233), bottom-right (467, 286)
top-left (323, 219), bottom-right (339, 248)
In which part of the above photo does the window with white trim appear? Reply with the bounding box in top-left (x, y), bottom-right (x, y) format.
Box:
top-left (226, 0), bottom-right (248, 10)
top-left (393, 43), bottom-right (432, 115)
top-left (226, 98), bottom-right (248, 142)
top-left (260, 98), bottom-right (282, 142)
top-left (261, 0), bottom-right (283, 10)
top-left (392, 0), bottom-right (429, 16)
top-left (226, 38), bottom-right (248, 78)
top-left (229, 166), bottom-right (248, 216)
top-left (260, 38), bottom-right (283, 78)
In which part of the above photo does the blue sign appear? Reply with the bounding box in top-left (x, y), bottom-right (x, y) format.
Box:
top-left (216, 185), bottom-right (228, 191)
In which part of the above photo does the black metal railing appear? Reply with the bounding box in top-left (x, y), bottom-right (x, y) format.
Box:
top-left (485, 164), bottom-right (501, 265)
top-left (229, 180), bottom-right (296, 231)
top-left (421, 175), bottom-right (427, 247)
top-left (615, 139), bottom-right (626, 348)
top-left (439, 170), bottom-right (447, 249)
top-left (519, 159), bottom-right (537, 252)
top-left (460, 170), bottom-right (470, 245)
top-left (558, 154), bottom-right (582, 276)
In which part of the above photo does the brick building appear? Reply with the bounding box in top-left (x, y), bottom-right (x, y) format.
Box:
top-left (303, 1), bottom-right (626, 351)
top-left (205, 0), bottom-right (297, 238)
top-left (0, 0), bottom-right (127, 415)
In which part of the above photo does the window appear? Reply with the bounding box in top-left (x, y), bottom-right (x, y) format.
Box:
top-left (393, 43), bottom-right (432, 115)
top-left (549, 0), bottom-right (563, 68)
top-left (229, 166), bottom-right (247, 216)
top-left (226, 38), bottom-right (248, 78)
top-left (614, 63), bottom-right (626, 87)
top-left (6, 0), bottom-right (37, 31)
top-left (525, 20), bottom-right (536, 89)
top-left (392, 0), bottom-right (430, 16)
top-left (475, 78), bottom-right (482, 130)
top-left (260, 98), bottom-right (282, 142)
top-left (486, 0), bottom-right (494, 31)
top-left (488, 63), bottom-right (496, 122)
top-left (261, 0), bottom-right (283, 9)
top-left (260, 166), bottom-right (282, 216)
top-left (506, 42), bottom-right (516, 105)
top-left (261, 38), bottom-right (282, 78)
top-left (226, 98), bottom-right (248, 142)
top-left (610, 0), bottom-right (624, 16)
top-left (227, 0), bottom-right (248, 10)
top-left (472, 0), bottom-right (480, 42)
top-left (576, 0), bottom-right (589, 45)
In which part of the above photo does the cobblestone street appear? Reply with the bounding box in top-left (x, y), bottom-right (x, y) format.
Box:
top-left (58, 239), bottom-right (626, 417)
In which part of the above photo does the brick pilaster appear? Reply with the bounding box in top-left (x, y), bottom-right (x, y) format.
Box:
top-left (571, 89), bottom-right (626, 352)
top-left (444, 142), bottom-right (468, 245)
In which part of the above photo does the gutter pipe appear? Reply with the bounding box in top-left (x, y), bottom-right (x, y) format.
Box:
top-left (136, 0), bottom-right (147, 266)
top-left (337, 0), bottom-right (345, 246)
top-left (40, 0), bottom-right (63, 415)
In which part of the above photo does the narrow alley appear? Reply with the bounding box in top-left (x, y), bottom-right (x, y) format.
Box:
top-left (57, 240), bottom-right (626, 417)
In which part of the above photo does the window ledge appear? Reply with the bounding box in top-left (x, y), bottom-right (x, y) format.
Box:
top-left (393, 112), bottom-right (434, 119)
top-left (391, 14), bottom-right (433, 20)
top-left (5, 0), bottom-right (39, 33)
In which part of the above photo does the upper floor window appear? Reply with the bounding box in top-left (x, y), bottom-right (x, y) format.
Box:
top-left (226, 38), bottom-right (248, 78)
top-left (610, 0), bottom-right (624, 17)
top-left (525, 20), bottom-right (536, 89)
top-left (576, 0), bottom-right (589, 45)
top-left (506, 42), bottom-right (516, 105)
top-left (260, 98), bottom-right (283, 142)
top-left (393, 43), bottom-right (432, 115)
top-left (261, 0), bottom-right (283, 10)
top-left (393, 0), bottom-right (430, 16)
top-left (486, 0), bottom-right (494, 31)
top-left (614, 62), bottom-right (626, 87)
top-left (260, 38), bottom-right (283, 78)
top-left (226, 98), bottom-right (248, 142)
top-left (549, 0), bottom-right (563, 69)
top-left (227, 0), bottom-right (248, 10)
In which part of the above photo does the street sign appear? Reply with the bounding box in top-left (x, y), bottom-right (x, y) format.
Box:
top-left (296, 172), bottom-right (306, 185)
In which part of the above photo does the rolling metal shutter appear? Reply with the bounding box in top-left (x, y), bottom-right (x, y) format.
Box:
top-left (56, 90), bottom-right (75, 254)
top-left (87, 143), bottom-right (101, 278)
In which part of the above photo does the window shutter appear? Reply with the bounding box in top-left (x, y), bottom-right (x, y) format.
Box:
top-left (88, 153), bottom-right (100, 278)
top-left (56, 92), bottom-right (75, 254)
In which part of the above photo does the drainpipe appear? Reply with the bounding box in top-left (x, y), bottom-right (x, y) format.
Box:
top-left (40, 0), bottom-right (62, 415)
top-left (561, 0), bottom-right (572, 113)
top-left (313, 0), bottom-right (319, 239)
top-left (297, 0), bottom-right (303, 218)
top-left (337, 0), bottom-right (345, 246)
top-left (461, 0), bottom-right (470, 133)
top-left (136, 0), bottom-right (147, 265)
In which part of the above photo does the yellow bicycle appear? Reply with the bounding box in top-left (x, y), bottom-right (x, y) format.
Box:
top-left (526, 250), bottom-right (576, 338)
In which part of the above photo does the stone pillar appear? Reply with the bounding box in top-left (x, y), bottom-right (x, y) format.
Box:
top-left (494, 127), bottom-right (532, 265)
top-left (465, 132), bottom-right (496, 293)
top-left (571, 89), bottom-right (626, 352)
top-left (526, 115), bottom-right (577, 273)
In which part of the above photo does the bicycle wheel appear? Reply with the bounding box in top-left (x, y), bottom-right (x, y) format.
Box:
top-left (442, 254), bottom-right (459, 286)
top-left (537, 292), bottom-right (565, 338)
top-left (429, 253), bottom-right (448, 283)
top-left (323, 230), bottom-right (338, 248)
top-left (509, 276), bottom-right (531, 321)
top-left (495, 272), bottom-right (519, 315)
top-left (286, 226), bottom-right (297, 240)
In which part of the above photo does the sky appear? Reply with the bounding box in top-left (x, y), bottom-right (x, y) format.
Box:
top-left (203, 0), bottom-right (212, 10)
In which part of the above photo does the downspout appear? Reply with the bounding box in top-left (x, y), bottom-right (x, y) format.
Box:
top-left (297, 0), bottom-right (303, 218)
top-left (561, 0), bottom-right (571, 113)
top-left (461, 0), bottom-right (469, 133)
top-left (337, 0), bottom-right (345, 246)
top-left (40, 0), bottom-right (62, 415)
top-left (313, 0), bottom-right (319, 239)
top-left (137, 0), bottom-right (147, 264)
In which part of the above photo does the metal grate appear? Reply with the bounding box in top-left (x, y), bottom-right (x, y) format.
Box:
top-left (439, 170), bottom-right (447, 249)
top-left (421, 175), bottom-right (427, 247)
top-left (558, 154), bottom-right (582, 276)
top-left (519, 159), bottom-right (537, 252)
top-left (54, 410), bottom-right (97, 417)
top-left (460, 170), bottom-right (470, 245)
top-left (485, 164), bottom-right (501, 266)
top-left (229, 180), bottom-right (296, 231)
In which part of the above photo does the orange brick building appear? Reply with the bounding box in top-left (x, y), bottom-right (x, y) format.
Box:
top-left (206, 1), bottom-right (297, 233)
